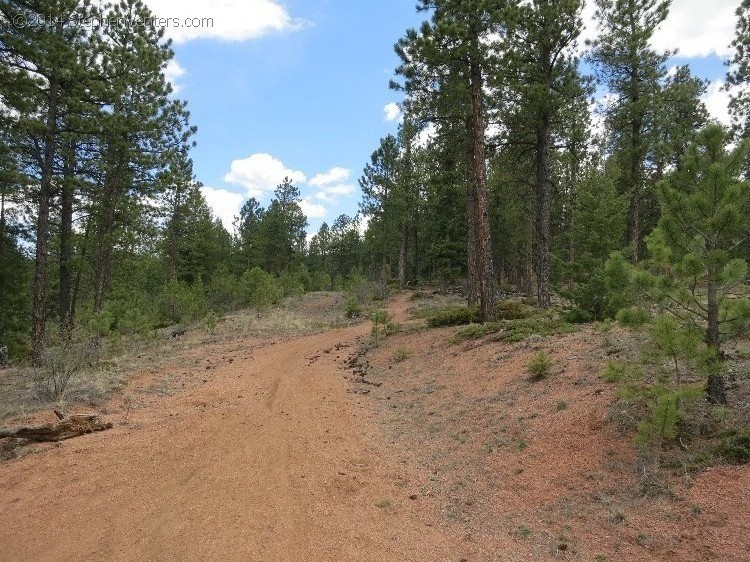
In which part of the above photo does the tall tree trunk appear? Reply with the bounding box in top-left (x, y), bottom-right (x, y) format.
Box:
top-left (31, 77), bottom-right (60, 364)
top-left (628, 119), bottom-right (642, 265)
top-left (568, 156), bottom-right (579, 267)
top-left (705, 263), bottom-right (727, 404)
top-left (0, 189), bottom-right (6, 315)
top-left (535, 105), bottom-right (552, 309)
top-left (465, 117), bottom-right (480, 305)
top-left (628, 47), bottom-right (643, 264)
top-left (59, 141), bottom-right (75, 335)
top-left (398, 223), bottom-right (408, 290)
top-left (0, 188), bottom-right (5, 265)
top-left (92, 168), bottom-right (119, 314)
top-left (469, 49), bottom-right (496, 321)
top-left (412, 224), bottom-right (419, 284)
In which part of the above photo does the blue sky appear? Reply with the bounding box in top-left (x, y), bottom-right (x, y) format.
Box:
top-left (145, 0), bottom-right (740, 235)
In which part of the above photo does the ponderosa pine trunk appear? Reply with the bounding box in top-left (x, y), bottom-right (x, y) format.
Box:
top-left (469, 46), bottom-right (496, 321)
top-left (59, 141), bottom-right (75, 335)
top-left (92, 156), bottom-right (121, 314)
top-left (628, 47), bottom-right (643, 264)
top-left (31, 76), bottom-right (60, 364)
top-left (535, 106), bottom-right (552, 309)
top-left (466, 117), bottom-right (480, 306)
top-left (705, 264), bottom-right (727, 404)
top-left (398, 222), bottom-right (408, 290)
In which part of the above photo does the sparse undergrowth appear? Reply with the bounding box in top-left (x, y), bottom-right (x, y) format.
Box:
top-left (0, 292), bottom-right (350, 421)
top-left (527, 351), bottom-right (552, 381)
top-left (453, 314), bottom-right (577, 343)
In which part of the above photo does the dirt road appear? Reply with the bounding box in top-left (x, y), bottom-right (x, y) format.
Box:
top-left (0, 307), bottom-right (458, 561)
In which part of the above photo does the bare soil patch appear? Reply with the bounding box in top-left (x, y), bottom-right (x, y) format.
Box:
top-left (0, 291), bottom-right (747, 561)
top-left (353, 292), bottom-right (750, 561)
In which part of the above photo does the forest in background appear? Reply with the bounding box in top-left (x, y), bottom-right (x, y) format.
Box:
top-left (2, 0), bottom-right (750, 427)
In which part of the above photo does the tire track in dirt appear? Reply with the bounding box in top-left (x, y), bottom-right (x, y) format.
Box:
top-left (0, 311), bottom-right (459, 561)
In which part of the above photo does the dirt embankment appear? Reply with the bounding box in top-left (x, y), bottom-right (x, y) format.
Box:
top-left (0, 291), bottom-right (748, 561)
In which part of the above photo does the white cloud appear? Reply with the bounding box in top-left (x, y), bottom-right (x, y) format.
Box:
top-left (309, 167), bottom-right (355, 203)
top-left (200, 186), bottom-right (244, 231)
top-left (358, 214), bottom-right (371, 236)
top-left (300, 198), bottom-right (327, 219)
top-left (310, 167), bottom-right (351, 187)
top-left (582, 0), bottom-right (739, 58)
top-left (314, 184), bottom-right (355, 202)
top-left (384, 102), bottom-right (402, 122)
top-left (653, 0), bottom-right (738, 58)
top-left (224, 153), bottom-right (306, 199)
top-left (164, 59), bottom-right (186, 93)
top-left (415, 123), bottom-right (437, 149)
top-left (144, 0), bottom-right (306, 44)
top-left (702, 80), bottom-right (732, 126)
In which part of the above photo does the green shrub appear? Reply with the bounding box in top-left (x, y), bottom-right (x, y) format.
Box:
top-left (371, 309), bottom-right (391, 340)
top-left (393, 347), bottom-right (410, 362)
top-left (495, 300), bottom-right (532, 320)
top-left (602, 361), bottom-right (628, 383)
top-left (452, 315), bottom-right (577, 343)
top-left (240, 267), bottom-right (281, 317)
top-left (527, 351), bottom-right (552, 381)
top-left (564, 307), bottom-right (594, 324)
top-left (204, 310), bottom-right (219, 333)
top-left (276, 264), bottom-right (314, 297)
top-left (310, 271), bottom-right (332, 292)
top-left (426, 306), bottom-right (480, 327)
top-left (714, 429), bottom-right (750, 465)
top-left (208, 270), bottom-right (240, 313)
top-left (343, 294), bottom-right (362, 318)
top-left (616, 307), bottom-right (651, 328)
top-left (158, 280), bottom-right (209, 325)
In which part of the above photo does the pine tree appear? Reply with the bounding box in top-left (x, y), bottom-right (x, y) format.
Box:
top-left (89, 0), bottom-right (195, 313)
top-left (393, 0), bottom-right (504, 319)
top-left (503, 0), bottom-right (589, 308)
top-left (234, 197), bottom-right (265, 273)
top-left (164, 182), bottom-right (231, 286)
top-left (588, 0), bottom-right (670, 263)
top-left (560, 161), bottom-right (628, 319)
top-left (0, 0), bottom-right (97, 361)
top-left (258, 178), bottom-right (307, 275)
top-left (642, 124), bottom-right (750, 404)
top-left (359, 134), bottom-right (401, 277)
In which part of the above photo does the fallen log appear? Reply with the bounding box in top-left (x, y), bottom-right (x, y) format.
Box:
top-left (0, 413), bottom-right (113, 442)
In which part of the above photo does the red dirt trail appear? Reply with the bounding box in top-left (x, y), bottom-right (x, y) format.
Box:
top-left (0, 315), bottom-right (459, 561)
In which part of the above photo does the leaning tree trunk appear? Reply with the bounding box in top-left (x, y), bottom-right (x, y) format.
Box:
top-left (469, 50), bottom-right (496, 321)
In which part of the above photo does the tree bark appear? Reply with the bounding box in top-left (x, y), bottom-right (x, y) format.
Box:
top-left (465, 117), bottom-right (480, 306)
top-left (628, 31), bottom-right (643, 265)
top-left (469, 46), bottom-right (496, 321)
top-left (535, 107), bottom-right (552, 309)
top-left (412, 224), bottom-right (419, 284)
top-left (398, 222), bottom-right (408, 290)
top-left (705, 263), bottom-right (727, 404)
top-left (31, 76), bottom-right (60, 365)
top-left (59, 141), bottom-right (76, 335)
top-left (92, 147), bottom-right (122, 314)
